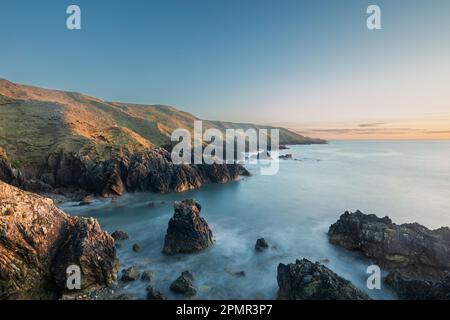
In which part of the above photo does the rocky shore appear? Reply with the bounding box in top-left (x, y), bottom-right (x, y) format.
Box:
top-left (0, 181), bottom-right (119, 299)
top-left (328, 210), bottom-right (450, 299)
top-left (0, 148), bottom-right (250, 201)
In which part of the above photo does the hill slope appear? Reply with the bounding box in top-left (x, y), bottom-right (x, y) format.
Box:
top-left (0, 79), bottom-right (324, 168)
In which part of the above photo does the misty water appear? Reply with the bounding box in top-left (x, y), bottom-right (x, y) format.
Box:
top-left (62, 141), bottom-right (450, 300)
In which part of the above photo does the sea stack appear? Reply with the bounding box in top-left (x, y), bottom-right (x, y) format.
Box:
top-left (163, 199), bottom-right (214, 255)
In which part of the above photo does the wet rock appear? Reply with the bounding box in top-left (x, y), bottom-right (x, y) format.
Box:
top-left (170, 271), bottom-right (197, 296)
top-left (79, 195), bottom-right (94, 206)
top-left (147, 286), bottom-right (167, 300)
top-left (111, 230), bottom-right (129, 241)
top-left (0, 181), bottom-right (119, 299)
top-left (255, 238), bottom-right (269, 251)
top-left (132, 243), bottom-right (141, 252)
top-left (163, 200), bottom-right (214, 255)
top-left (385, 271), bottom-right (450, 300)
top-left (328, 210), bottom-right (450, 279)
top-left (141, 271), bottom-right (154, 282)
top-left (121, 266), bottom-right (141, 282)
top-left (279, 154), bottom-right (293, 160)
top-left (277, 259), bottom-right (369, 300)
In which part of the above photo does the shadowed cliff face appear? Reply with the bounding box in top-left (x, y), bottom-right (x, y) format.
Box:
top-left (0, 181), bottom-right (119, 299)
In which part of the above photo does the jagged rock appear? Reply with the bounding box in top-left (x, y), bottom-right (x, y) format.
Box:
top-left (279, 154), bottom-right (293, 160)
top-left (255, 238), bottom-right (269, 251)
top-left (328, 210), bottom-right (450, 279)
top-left (0, 181), bottom-right (119, 299)
top-left (277, 259), bottom-right (369, 300)
top-left (163, 200), bottom-right (214, 255)
top-left (141, 271), bottom-right (154, 282)
top-left (146, 286), bottom-right (167, 300)
top-left (111, 230), bottom-right (129, 241)
top-left (121, 266), bottom-right (141, 282)
top-left (132, 244), bottom-right (141, 252)
top-left (170, 271), bottom-right (196, 296)
top-left (385, 271), bottom-right (450, 300)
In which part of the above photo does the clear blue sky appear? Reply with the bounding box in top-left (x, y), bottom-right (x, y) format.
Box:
top-left (1, 0), bottom-right (449, 124)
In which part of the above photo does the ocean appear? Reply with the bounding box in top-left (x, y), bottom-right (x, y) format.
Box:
top-left (62, 140), bottom-right (450, 300)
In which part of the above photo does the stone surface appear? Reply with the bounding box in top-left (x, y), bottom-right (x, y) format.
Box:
top-left (0, 181), bottom-right (119, 299)
top-left (255, 238), bottom-right (269, 251)
top-left (277, 258), bottom-right (369, 300)
top-left (146, 286), bottom-right (167, 300)
top-left (121, 266), bottom-right (141, 282)
top-left (328, 210), bottom-right (450, 279)
top-left (111, 230), bottom-right (129, 241)
top-left (163, 200), bottom-right (214, 255)
top-left (141, 271), bottom-right (154, 282)
top-left (170, 271), bottom-right (197, 296)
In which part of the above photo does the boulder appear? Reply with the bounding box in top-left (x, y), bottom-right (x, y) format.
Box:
top-left (328, 210), bottom-right (450, 279)
top-left (163, 200), bottom-right (214, 255)
top-left (0, 181), bottom-right (119, 299)
top-left (170, 271), bottom-right (196, 296)
top-left (146, 286), bottom-right (167, 300)
top-left (121, 266), bottom-right (141, 282)
top-left (277, 259), bottom-right (369, 300)
top-left (141, 271), bottom-right (154, 282)
top-left (132, 243), bottom-right (141, 252)
top-left (79, 195), bottom-right (94, 206)
top-left (255, 238), bottom-right (269, 251)
top-left (279, 154), bottom-right (293, 160)
top-left (111, 230), bottom-right (129, 241)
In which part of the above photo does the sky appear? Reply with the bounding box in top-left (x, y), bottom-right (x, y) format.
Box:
top-left (1, 0), bottom-right (449, 140)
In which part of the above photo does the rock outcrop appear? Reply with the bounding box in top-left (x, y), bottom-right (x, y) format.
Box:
top-left (1, 148), bottom-right (250, 199)
top-left (277, 259), bottom-right (369, 300)
top-left (121, 266), bottom-right (141, 282)
top-left (0, 181), bottom-right (119, 299)
top-left (328, 210), bottom-right (450, 299)
top-left (328, 210), bottom-right (450, 279)
top-left (163, 200), bottom-right (214, 255)
top-left (255, 238), bottom-right (269, 251)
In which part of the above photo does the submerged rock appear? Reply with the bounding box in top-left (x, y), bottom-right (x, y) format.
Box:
top-left (146, 286), bottom-right (167, 300)
top-left (111, 230), bottom-right (129, 241)
top-left (141, 271), bottom-right (154, 282)
top-left (163, 200), bottom-right (214, 255)
top-left (132, 243), bottom-right (141, 252)
top-left (277, 259), bottom-right (369, 300)
top-left (79, 195), bottom-right (94, 206)
top-left (0, 181), bottom-right (119, 299)
top-left (279, 154), bottom-right (293, 160)
top-left (121, 266), bottom-right (141, 282)
top-left (170, 271), bottom-right (196, 296)
top-left (255, 238), bottom-right (269, 251)
top-left (328, 210), bottom-right (450, 279)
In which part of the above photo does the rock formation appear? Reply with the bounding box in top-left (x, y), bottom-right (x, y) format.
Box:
top-left (121, 266), bottom-right (141, 282)
top-left (255, 238), bottom-right (269, 251)
top-left (146, 286), bottom-right (167, 300)
top-left (0, 181), bottom-right (119, 299)
top-left (163, 200), bottom-right (214, 255)
top-left (277, 259), bottom-right (369, 300)
top-left (328, 210), bottom-right (450, 278)
top-left (328, 210), bottom-right (450, 299)
top-left (111, 230), bottom-right (129, 241)
top-left (170, 271), bottom-right (196, 296)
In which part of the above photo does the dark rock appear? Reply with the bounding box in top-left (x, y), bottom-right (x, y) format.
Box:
top-left (277, 258), bottom-right (369, 300)
top-left (132, 243), bottom-right (141, 252)
top-left (279, 154), bottom-right (293, 160)
top-left (170, 271), bottom-right (196, 296)
top-left (146, 286), bottom-right (167, 300)
top-left (278, 145), bottom-right (289, 150)
top-left (385, 271), bottom-right (450, 300)
top-left (121, 266), bottom-right (141, 282)
top-left (79, 195), bottom-right (94, 206)
top-left (328, 210), bottom-right (450, 279)
top-left (255, 238), bottom-right (269, 251)
top-left (141, 271), bottom-right (154, 282)
top-left (111, 230), bottom-right (129, 241)
top-left (0, 181), bottom-right (119, 299)
top-left (163, 200), bottom-right (214, 255)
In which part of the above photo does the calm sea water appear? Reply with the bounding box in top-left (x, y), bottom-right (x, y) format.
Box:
top-left (62, 140), bottom-right (450, 300)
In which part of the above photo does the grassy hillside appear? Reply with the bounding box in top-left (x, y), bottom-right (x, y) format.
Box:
top-left (0, 79), bottom-right (325, 168)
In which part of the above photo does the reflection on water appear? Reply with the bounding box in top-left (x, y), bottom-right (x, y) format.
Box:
top-left (62, 140), bottom-right (450, 300)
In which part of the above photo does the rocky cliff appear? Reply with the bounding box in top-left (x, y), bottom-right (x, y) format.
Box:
top-left (0, 181), bottom-right (119, 299)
